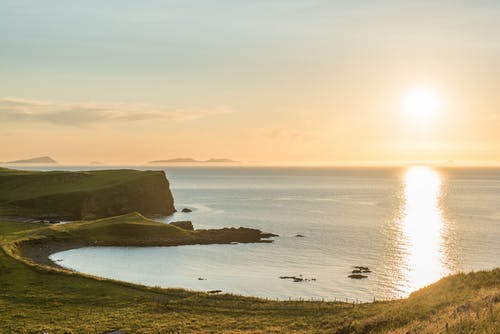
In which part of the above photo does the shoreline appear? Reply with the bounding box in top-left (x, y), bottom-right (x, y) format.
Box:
top-left (17, 227), bottom-right (278, 270)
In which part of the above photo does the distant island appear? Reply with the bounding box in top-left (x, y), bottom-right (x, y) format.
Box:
top-left (149, 157), bottom-right (238, 164)
top-left (6, 156), bottom-right (57, 164)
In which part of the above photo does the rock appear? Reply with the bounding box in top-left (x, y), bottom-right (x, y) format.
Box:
top-left (354, 266), bottom-right (370, 271)
top-left (198, 277), bottom-right (206, 280)
top-left (295, 234), bottom-right (305, 237)
top-left (352, 269), bottom-right (362, 274)
top-left (260, 232), bottom-right (279, 238)
top-left (279, 275), bottom-right (316, 282)
top-left (193, 227), bottom-right (278, 243)
top-left (207, 290), bottom-right (222, 294)
top-left (169, 221), bottom-right (194, 231)
top-left (348, 274), bottom-right (368, 279)
top-left (181, 208), bottom-right (192, 213)
top-left (48, 220), bottom-right (60, 224)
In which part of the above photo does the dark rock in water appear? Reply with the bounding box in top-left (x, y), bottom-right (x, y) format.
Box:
top-left (260, 232), bottom-right (279, 238)
top-left (362, 269), bottom-right (372, 273)
top-left (280, 275), bottom-right (316, 282)
top-left (169, 220), bottom-right (194, 231)
top-left (352, 269), bottom-right (362, 274)
top-left (348, 274), bottom-right (368, 279)
top-left (198, 277), bottom-right (206, 281)
top-left (181, 208), bottom-right (192, 213)
top-left (295, 234), bottom-right (305, 238)
top-left (280, 276), bottom-right (304, 282)
top-left (354, 266), bottom-right (370, 271)
top-left (48, 220), bottom-right (60, 224)
top-left (207, 290), bottom-right (222, 294)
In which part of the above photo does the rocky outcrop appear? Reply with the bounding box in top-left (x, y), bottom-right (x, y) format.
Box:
top-left (170, 221), bottom-right (194, 231)
top-left (192, 228), bottom-right (278, 244)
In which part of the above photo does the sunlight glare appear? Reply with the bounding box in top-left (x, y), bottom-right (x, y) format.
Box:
top-left (399, 167), bottom-right (447, 294)
top-left (403, 87), bottom-right (441, 123)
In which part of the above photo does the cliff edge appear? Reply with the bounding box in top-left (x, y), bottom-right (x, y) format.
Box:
top-left (0, 168), bottom-right (176, 220)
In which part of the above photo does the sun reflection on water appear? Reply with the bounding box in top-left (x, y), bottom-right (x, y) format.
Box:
top-left (398, 166), bottom-right (447, 294)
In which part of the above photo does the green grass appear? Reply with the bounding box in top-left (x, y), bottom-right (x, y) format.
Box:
top-left (23, 212), bottom-right (189, 244)
top-left (0, 167), bottom-right (175, 219)
top-left (0, 218), bottom-right (499, 333)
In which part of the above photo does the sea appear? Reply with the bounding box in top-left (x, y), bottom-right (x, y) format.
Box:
top-left (28, 166), bottom-right (500, 302)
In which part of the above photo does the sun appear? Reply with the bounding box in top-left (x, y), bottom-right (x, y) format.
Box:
top-left (403, 87), bottom-right (441, 123)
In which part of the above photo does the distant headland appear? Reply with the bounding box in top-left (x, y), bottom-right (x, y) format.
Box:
top-left (148, 157), bottom-right (238, 164)
top-left (5, 156), bottom-right (57, 164)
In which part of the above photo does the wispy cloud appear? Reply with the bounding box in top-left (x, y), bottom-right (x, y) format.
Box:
top-left (0, 98), bottom-right (233, 127)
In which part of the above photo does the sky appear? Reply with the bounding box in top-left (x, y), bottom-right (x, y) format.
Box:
top-left (1, 0), bottom-right (500, 165)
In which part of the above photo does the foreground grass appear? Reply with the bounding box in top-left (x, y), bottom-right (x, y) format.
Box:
top-left (1, 219), bottom-right (499, 333)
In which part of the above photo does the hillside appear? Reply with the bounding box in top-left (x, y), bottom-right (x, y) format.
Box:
top-left (0, 217), bottom-right (498, 333)
top-left (0, 167), bottom-right (175, 219)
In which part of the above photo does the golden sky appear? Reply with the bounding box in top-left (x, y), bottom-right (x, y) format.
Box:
top-left (1, 1), bottom-right (499, 165)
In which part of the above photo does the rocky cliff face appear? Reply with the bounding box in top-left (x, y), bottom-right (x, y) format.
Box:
top-left (78, 171), bottom-right (176, 219)
top-left (6, 169), bottom-right (176, 220)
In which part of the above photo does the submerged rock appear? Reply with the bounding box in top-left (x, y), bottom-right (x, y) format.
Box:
top-left (348, 274), bottom-right (368, 279)
top-left (181, 208), bottom-right (192, 213)
top-left (349, 266), bottom-right (372, 278)
top-left (354, 266), bottom-right (370, 271)
top-left (279, 275), bottom-right (316, 282)
top-left (295, 234), bottom-right (305, 238)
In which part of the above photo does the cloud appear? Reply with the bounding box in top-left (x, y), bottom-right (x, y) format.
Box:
top-left (0, 97), bottom-right (233, 127)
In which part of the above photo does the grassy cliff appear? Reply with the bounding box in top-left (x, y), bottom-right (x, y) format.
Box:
top-left (0, 167), bottom-right (176, 220)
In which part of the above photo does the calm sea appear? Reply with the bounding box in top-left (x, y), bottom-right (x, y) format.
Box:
top-left (44, 166), bottom-right (500, 302)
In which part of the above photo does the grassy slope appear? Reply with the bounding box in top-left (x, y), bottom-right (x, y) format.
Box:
top-left (0, 219), bottom-right (499, 333)
top-left (14, 213), bottom-right (190, 246)
top-left (0, 167), bottom-right (175, 219)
